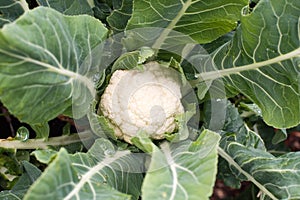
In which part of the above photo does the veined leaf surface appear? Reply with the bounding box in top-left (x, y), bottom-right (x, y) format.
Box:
top-left (24, 138), bottom-right (143, 200)
top-left (0, 7), bottom-right (108, 124)
top-left (37, 0), bottom-right (94, 15)
top-left (0, 0), bottom-right (27, 28)
top-left (126, 0), bottom-right (248, 45)
top-left (220, 142), bottom-right (300, 199)
top-left (138, 130), bottom-right (220, 200)
top-left (206, 0), bottom-right (300, 128)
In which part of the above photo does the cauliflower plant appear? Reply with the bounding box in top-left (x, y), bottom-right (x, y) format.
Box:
top-left (99, 61), bottom-right (184, 143)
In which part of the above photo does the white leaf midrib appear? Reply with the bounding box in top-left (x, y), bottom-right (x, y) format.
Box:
top-left (0, 48), bottom-right (96, 96)
top-left (152, 0), bottom-right (192, 50)
top-left (63, 151), bottom-right (130, 200)
top-left (218, 146), bottom-right (278, 200)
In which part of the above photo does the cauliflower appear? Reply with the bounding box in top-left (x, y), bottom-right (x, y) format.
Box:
top-left (99, 61), bottom-right (184, 143)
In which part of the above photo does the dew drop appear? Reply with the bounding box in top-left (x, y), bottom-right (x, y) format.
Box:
top-left (15, 127), bottom-right (29, 142)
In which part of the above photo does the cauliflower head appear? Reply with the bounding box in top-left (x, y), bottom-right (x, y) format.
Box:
top-left (99, 61), bottom-right (184, 143)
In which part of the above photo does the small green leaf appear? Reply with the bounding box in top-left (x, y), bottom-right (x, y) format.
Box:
top-left (30, 123), bottom-right (49, 139)
top-left (31, 149), bottom-right (57, 164)
top-left (111, 47), bottom-right (155, 72)
top-left (131, 131), bottom-right (154, 153)
top-left (272, 128), bottom-right (287, 145)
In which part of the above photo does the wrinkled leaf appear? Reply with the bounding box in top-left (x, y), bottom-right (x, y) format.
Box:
top-left (223, 143), bottom-right (300, 199)
top-left (0, 7), bottom-right (108, 125)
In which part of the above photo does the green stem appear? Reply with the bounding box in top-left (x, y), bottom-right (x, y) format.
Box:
top-left (152, 0), bottom-right (192, 50)
top-left (86, 0), bottom-right (95, 8)
top-left (0, 131), bottom-right (94, 149)
top-left (217, 147), bottom-right (278, 200)
top-left (195, 48), bottom-right (300, 82)
top-left (19, 0), bottom-right (30, 11)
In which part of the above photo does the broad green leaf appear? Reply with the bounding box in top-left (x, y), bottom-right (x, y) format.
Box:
top-left (0, 0), bottom-right (28, 28)
top-left (205, 0), bottom-right (300, 128)
top-left (141, 130), bottom-right (220, 200)
top-left (37, 0), bottom-right (93, 15)
top-left (82, 138), bottom-right (144, 200)
top-left (126, 0), bottom-right (248, 46)
top-left (0, 7), bottom-right (108, 125)
top-left (107, 0), bottom-right (133, 32)
top-left (24, 139), bottom-right (143, 200)
top-left (221, 142), bottom-right (300, 199)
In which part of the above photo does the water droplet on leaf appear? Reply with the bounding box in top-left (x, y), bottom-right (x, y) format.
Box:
top-left (15, 126), bottom-right (29, 142)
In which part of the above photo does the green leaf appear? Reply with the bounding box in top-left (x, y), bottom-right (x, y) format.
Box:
top-left (0, 161), bottom-right (41, 200)
top-left (0, 7), bottom-right (108, 125)
top-left (208, 0), bottom-right (300, 128)
top-left (255, 120), bottom-right (290, 154)
top-left (82, 138), bottom-right (144, 199)
top-left (272, 128), bottom-right (287, 145)
top-left (222, 143), bottom-right (300, 199)
top-left (131, 131), bottom-right (154, 153)
top-left (24, 139), bottom-right (143, 200)
top-left (126, 0), bottom-right (247, 45)
top-left (169, 103), bottom-right (197, 142)
top-left (37, 0), bottom-right (93, 15)
top-left (111, 47), bottom-right (155, 72)
top-left (30, 123), bottom-right (49, 139)
top-left (0, 0), bottom-right (27, 28)
top-left (88, 100), bottom-right (116, 139)
top-left (31, 149), bottom-right (57, 164)
top-left (107, 0), bottom-right (133, 33)
top-left (141, 130), bottom-right (220, 200)
top-left (204, 101), bottom-right (265, 188)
